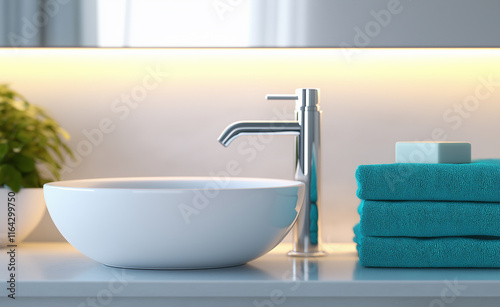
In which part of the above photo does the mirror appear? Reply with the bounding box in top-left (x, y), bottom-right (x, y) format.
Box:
top-left (1, 0), bottom-right (500, 48)
top-left (0, 0), bottom-right (252, 47)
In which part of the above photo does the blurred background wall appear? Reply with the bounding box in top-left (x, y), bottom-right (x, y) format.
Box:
top-left (1, 48), bottom-right (499, 243)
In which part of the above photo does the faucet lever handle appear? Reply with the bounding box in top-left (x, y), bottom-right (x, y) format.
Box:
top-left (266, 95), bottom-right (298, 101)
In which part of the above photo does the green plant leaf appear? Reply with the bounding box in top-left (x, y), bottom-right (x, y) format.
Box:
top-left (16, 130), bottom-right (33, 144)
top-left (47, 143), bottom-right (63, 161)
top-left (0, 164), bottom-right (22, 192)
top-left (21, 171), bottom-right (40, 188)
top-left (0, 84), bottom-right (74, 189)
top-left (57, 127), bottom-right (71, 140)
top-left (0, 142), bottom-right (8, 162)
top-left (12, 154), bottom-right (35, 173)
top-left (10, 141), bottom-right (23, 153)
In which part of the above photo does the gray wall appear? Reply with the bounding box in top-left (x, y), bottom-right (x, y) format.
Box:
top-left (250, 0), bottom-right (500, 47)
top-left (1, 48), bottom-right (499, 243)
top-left (2, 0), bottom-right (500, 47)
top-left (0, 0), bottom-right (96, 47)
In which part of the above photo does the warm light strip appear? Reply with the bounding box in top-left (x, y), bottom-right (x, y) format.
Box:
top-left (1, 48), bottom-right (500, 89)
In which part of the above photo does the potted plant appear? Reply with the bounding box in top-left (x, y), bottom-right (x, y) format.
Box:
top-left (0, 84), bottom-right (73, 247)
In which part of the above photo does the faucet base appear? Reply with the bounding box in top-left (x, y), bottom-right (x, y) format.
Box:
top-left (287, 250), bottom-right (327, 257)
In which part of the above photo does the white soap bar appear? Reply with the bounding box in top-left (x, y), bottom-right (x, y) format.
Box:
top-left (396, 142), bottom-right (471, 164)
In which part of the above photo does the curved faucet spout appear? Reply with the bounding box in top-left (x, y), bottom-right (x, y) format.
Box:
top-left (218, 88), bottom-right (324, 257)
top-left (218, 121), bottom-right (301, 147)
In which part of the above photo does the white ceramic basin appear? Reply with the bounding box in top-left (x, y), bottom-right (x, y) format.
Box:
top-left (44, 177), bottom-right (304, 269)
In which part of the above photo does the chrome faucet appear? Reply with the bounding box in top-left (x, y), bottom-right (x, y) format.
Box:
top-left (218, 88), bottom-right (326, 257)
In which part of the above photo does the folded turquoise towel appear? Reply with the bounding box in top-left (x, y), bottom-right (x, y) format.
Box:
top-left (353, 225), bottom-right (500, 267)
top-left (356, 159), bottom-right (500, 202)
top-left (359, 200), bottom-right (500, 237)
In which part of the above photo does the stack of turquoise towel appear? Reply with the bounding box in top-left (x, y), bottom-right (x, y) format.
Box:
top-left (354, 159), bottom-right (500, 267)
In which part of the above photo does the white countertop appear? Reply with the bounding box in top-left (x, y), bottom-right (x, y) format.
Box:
top-left (1, 243), bottom-right (499, 307)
